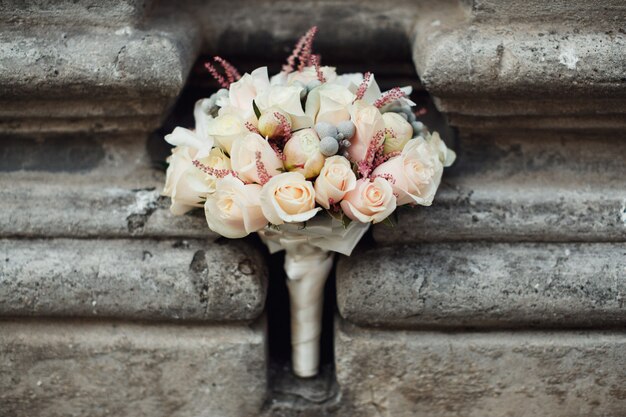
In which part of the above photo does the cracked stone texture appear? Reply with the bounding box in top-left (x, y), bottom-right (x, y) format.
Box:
top-left (373, 132), bottom-right (626, 244)
top-left (0, 238), bottom-right (267, 322)
top-left (0, 319), bottom-right (267, 417)
top-left (0, 136), bottom-right (212, 239)
top-left (337, 243), bottom-right (626, 329)
top-left (335, 319), bottom-right (626, 417)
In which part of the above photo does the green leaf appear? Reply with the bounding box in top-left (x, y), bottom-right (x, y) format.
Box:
top-left (341, 214), bottom-right (352, 229)
top-left (298, 221), bottom-right (307, 230)
top-left (252, 100), bottom-right (261, 119)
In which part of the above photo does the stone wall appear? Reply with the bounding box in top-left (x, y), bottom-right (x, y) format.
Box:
top-left (1, 1), bottom-right (624, 416)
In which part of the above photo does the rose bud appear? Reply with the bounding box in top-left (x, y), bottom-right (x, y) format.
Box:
top-left (258, 107), bottom-right (292, 139)
top-left (382, 112), bottom-right (414, 154)
top-left (283, 128), bottom-right (326, 179)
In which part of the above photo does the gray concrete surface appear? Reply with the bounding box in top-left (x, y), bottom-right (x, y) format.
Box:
top-left (0, 238), bottom-right (267, 322)
top-left (335, 319), bottom-right (626, 417)
top-left (0, 319), bottom-right (267, 417)
top-left (336, 243), bottom-right (626, 329)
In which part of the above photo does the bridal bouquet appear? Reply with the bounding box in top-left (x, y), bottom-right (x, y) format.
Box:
top-left (162, 27), bottom-right (455, 377)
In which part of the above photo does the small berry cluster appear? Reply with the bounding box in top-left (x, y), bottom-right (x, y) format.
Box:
top-left (314, 121), bottom-right (356, 157)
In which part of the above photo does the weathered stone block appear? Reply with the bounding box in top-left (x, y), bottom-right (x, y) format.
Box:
top-left (0, 136), bottom-right (212, 239)
top-left (412, 3), bottom-right (626, 131)
top-left (335, 319), bottom-right (626, 417)
top-left (0, 238), bottom-right (267, 322)
top-left (0, 0), bottom-right (152, 27)
top-left (337, 243), bottom-right (626, 329)
top-left (0, 19), bottom-right (199, 136)
top-left (373, 133), bottom-right (626, 244)
top-left (0, 319), bottom-right (267, 417)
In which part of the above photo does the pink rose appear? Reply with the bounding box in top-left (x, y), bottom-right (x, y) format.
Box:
top-left (230, 133), bottom-right (284, 184)
top-left (340, 178), bottom-right (396, 223)
top-left (204, 175), bottom-right (267, 238)
top-left (347, 101), bottom-right (385, 162)
top-left (314, 156), bottom-right (357, 209)
top-left (372, 137), bottom-right (444, 206)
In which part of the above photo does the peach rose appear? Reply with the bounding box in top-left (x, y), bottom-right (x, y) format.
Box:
top-left (314, 156), bottom-right (357, 209)
top-left (230, 133), bottom-right (284, 184)
top-left (163, 146), bottom-right (213, 215)
top-left (260, 172), bottom-right (321, 224)
top-left (283, 128), bottom-right (326, 179)
top-left (340, 178), bottom-right (396, 223)
top-left (204, 175), bottom-right (267, 238)
top-left (372, 137), bottom-right (447, 206)
top-left (305, 84), bottom-right (355, 125)
top-left (347, 100), bottom-right (385, 162)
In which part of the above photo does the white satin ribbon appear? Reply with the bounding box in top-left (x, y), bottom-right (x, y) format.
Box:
top-left (258, 217), bottom-right (369, 377)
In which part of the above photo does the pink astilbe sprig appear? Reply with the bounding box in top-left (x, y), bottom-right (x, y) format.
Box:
top-left (205, 56), bottom-right (242, 88)
top-left (274, 112), bottom-right (292, 141)
top-left (354, 72), bottom-right (372, 102)
top-left (245, 122), bottom-right (261, 135)
top-left (193, 159), bottom-right (240, 180)
top-left (373, 87), bottom-right (405, 108)
top-left (374, 150), bottom-right (400, 168)
top-left (356, 130), bottom-right (385, 179)
top-left (370, 173), bottom-right (396, 184)
top-left (311, 54), bottom-right (326, 83)
top-left (213, 56), bottom-right (241, 83)
top-left (270, 142), bottom-right (286, 161)
top-left (283, 26), bottom-right (318, 73)
top-left (255, 151), bottom-right (271, 185)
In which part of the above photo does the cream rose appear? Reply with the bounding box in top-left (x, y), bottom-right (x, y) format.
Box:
top-left (305, 84), bottom-right (355, 125)
top-left (347, 100), bottom-right (385, 162)
top-left (203, 147), bottom-right (231, 193)
top-left (314, 156), bottom-right (357, 209)
top-left (428, 131), bottom-right (456, 167)
top-left (206, 113), bottom-right (247, 154)
top-left (340, 178), bottom-right (397, 223)
top-left (372, 137), bottom-right (447, 206)
top-left (283, 128), bottom-right (326, 179)
top-left (230, 133), bottom-right (284, 184)
top-left (163, 146), bottom-right (213, 215)
top-left (204, 175), bottom-right (267, 238)
top-left (260, 172), bottom-right (321, 224)
top-left (255, 85), bottom-right (312, 129)
top-left (382, 112), bottom-right (414, 154)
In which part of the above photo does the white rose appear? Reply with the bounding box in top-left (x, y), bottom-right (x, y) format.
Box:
top-left (255, 85), bottom-right (312, 129)
top-left (314, 156), bottom-right (357, 209)
top-left (226, 66), bottom-right (270, 120)
top-left (230, 133), bottom-right (283, 184)
top-left (382, 112), bottom-right (414, 154)
top-left (340, 178), bottom-right (397, 223)
top-left (427, 131), bottom-right (456, 167)
top-left (260, 172), bottom-right (321, 224)
top-left (204, 175), bottom-right (267, 238)
top-left (163, 146), bottom-right (213, 215)
top-left (287, 65), bottom-right (337, 85)
top-left (165, 126), bottom-right (214, 159)
top-left (206, 113), bottom-right (247, 154)
top-left (372, 137), bottom-right (447, 206)
top-left (305, 83), bottom-right (355, 125)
